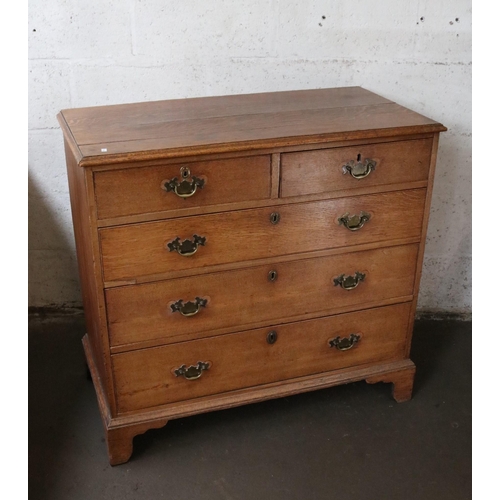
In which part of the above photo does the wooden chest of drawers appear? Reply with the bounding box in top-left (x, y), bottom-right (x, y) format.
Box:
top-left (58, 87), bottom-right (446, 465)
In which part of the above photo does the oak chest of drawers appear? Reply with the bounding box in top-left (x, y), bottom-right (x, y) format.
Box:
top-left (58, 87), bottom-right (446, 465)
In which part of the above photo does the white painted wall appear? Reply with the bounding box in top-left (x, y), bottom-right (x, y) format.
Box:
top-left (28, 0), bottom-right (471, 314)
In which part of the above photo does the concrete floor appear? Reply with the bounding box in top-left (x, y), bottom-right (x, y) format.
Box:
top-left (29, 315), bottom-right (471, 500)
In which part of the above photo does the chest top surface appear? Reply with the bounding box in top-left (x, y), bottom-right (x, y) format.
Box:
top-left (57, 87), bottom-right (446, 166)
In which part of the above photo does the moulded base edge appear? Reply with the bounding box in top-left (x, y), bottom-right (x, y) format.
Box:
top-left (83, 333), bottom-right (415, 465)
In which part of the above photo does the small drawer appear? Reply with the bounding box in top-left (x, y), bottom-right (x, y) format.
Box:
top-left (100, 189), bottom-right (426, 283)
top-left (112, 302), bottom-right (411, 413)
top-left (105, 243), bottom-right (418, 347)
top-left (94, 155), bottom-right (272, 219)
top-left (280, 138), bottom-right (432, 198)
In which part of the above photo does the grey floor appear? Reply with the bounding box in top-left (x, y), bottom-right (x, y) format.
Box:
top-left (29, 314), bottom-right (471, 500)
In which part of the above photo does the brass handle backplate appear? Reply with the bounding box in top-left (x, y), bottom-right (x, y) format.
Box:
top-left (329, 334), bottom-right (361, 351)
top-left (338, 212), bottom-right (371, 231)
top-left (167, 235), bottom-right (206, 257)
top-left (174, 361), bottom-right (210, 380)
top-left (342, 159), bottom-right (376, 179)
top-left (170, 297), bottom-right (207, 317)
top-left (163, 166), bottom-right (205, 199)
top-left (333, 272), bottom-right (366, 290)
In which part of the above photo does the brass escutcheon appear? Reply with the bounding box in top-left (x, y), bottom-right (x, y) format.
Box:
top-left (266, 330), bottom-right (278, 344)
top-left (270, 212), bottom-right (281, 224)
top-left (268, 270), bottom-right (278, 282)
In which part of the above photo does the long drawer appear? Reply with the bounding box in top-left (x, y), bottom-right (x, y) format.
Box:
top-left (112, 303), bottom-right (411, 413)
top-left (106, 243), bottom-right (418, 347)
top-left (94, 155), bottom-right (272, 219)
top-left (100, 189), bottom-right (426, 283)
top-left (281, 138), bottom-right (433, 198)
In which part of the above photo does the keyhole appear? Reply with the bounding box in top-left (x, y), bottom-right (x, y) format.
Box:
top-left (270, 212), bottom-right (280, 224)
top-left (268, 270), bottom-right (278, 282)
top-left (357, 154), bottom-right (361, 162)
top-left (181, 167), bottom-right (190, 179)
top-left (266, 330), bottom-right (278, 344)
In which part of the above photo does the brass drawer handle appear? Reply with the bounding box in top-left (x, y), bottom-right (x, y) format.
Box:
top-left (342, 159), bottom-right (376, 179)
top-left (167, 235), bottom-right (206, 257)
top-left (174, 361), bottom-right (210, 380)
top-left (333, 272), bottom-right (366, 290)
top-left (163, 166), bottom-right (205, 199)
top-left (171, 297), bottom-right (207, 317)
top-left (338, 212), bottom-right (371, 231)
top-left (329, 334), bottom-right (361, 351)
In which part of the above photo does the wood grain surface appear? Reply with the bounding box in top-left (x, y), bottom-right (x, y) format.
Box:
top-left (105, 243), bottom-right (419, 347)
top-left (100, 188), bottom-right (426, 283)
top-left (403, 132), bottom-right (442, 357)
top-left (112, 302), bottom-right (411, 413)
top-left (57, 87), bottom-right (446, 166)
top-left (366, 363), bottom-right (416, 403)
top-left (64, 138), bottom-right (116, 411)
top-left (94, 155), bottom-right (271, 219)
top-left (281, 138), bottom-right (432, 197)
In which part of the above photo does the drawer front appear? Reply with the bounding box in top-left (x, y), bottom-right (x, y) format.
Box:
top-left (112, 302), bottom-right (411, 413)
top-left (281, 138), bottom-right (432, 198)
top-left (94, 155), bottom-right (272, 219)
top-left (100, 188), bottom-right (426, 283)
top-left (106, 243), bottom-right (418, 347)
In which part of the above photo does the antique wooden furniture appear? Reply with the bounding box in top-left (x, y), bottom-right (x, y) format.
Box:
top-left (58, 87), bottom-right (446, 465)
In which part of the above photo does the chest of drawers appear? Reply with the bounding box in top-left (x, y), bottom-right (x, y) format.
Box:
top-left (58, 87), bottom-right (446, 465)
